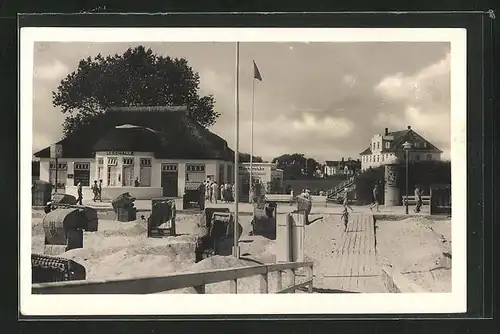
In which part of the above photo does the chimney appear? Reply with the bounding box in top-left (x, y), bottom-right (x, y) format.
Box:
top-left (407, 125), bottom-right (411, 130)
top-left (341, 157), bottom-right (344, 162)
top-left (384, 127), bottom-right (388, 136)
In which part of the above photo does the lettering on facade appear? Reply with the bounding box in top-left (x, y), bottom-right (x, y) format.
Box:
top-left (106, 151), bottom-right (134, 156)
top-left (239, 166), bottom-right (265, 171)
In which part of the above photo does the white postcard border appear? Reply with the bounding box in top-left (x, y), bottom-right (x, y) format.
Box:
top-left (20, 27), bottom-right (467, 316)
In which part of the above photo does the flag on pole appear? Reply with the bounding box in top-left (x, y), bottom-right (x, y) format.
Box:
top-left (253, 60), bottom-right (262, 81)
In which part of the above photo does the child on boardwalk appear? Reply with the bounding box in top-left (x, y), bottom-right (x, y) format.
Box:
top-left (341, 207), bottom-right (349, 232)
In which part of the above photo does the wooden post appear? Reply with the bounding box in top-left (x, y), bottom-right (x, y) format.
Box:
top-left (276, 213), bottom-right (292, 262)
top-left (193, 285), bottom-right (205, 294)
top-left (276, 270), bottom-right (283, 292)
top-left (291, 212), bottom-right (306, 262)
top-left (260, 272), bottom-right (269, 294)
top-left (306, 264), bottom-right (314, 293)
top-left (230, 279), bottom-right (238, 294)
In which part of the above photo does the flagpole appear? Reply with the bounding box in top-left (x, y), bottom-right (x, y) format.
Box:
top-left (233, 41), bottom-right (240, 258)
top-left (249, 72), bottom-right (255, 203)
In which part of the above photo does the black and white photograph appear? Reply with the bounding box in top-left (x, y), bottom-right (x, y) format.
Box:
top-left (21, 27), bottom-right (467, 315)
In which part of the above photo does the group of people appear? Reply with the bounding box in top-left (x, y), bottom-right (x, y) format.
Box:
top-left (340, 182), bottom-right (424, 232)
top-left (204, 179), bottom-right (235, 204)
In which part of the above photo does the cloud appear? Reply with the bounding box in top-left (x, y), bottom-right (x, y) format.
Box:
top-left (34, 60), bottom-right (69, 80)
top-left (373, 51), bottom-right (451, 159)
top-left (30, 41), bottom-right (451, 162)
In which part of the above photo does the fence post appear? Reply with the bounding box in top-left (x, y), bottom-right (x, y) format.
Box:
top-left (289, 268), bottom-right (296, 294)
top-left (306, 264), bottom-right (314, 293)
top-left (291, 212), bottom-right (305, 262)
top-left (276, 270), bottom-right (283, 292)
top-left (260, 271), bottom-right (269, 294)
top-left (230, 279), bottom-right (238, 294)
top-left (277, 213), bottom-right (292, 262)
top-left (193, 285), bottom-right (205, 294)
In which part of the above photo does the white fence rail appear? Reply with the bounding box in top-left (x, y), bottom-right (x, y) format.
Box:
top-left (32, 261), bottom-right (314, 295)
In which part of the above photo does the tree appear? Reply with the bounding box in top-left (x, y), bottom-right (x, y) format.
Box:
top-left (53, 46), bottom-right (219, 138)
top-left (239, 153), bottom-right (264, 163)
top-left (272, 153), bottom-right (321, 179)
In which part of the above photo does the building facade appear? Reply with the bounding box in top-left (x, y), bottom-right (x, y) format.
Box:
top-left (34, 106), bottom-right (236, 200)
top-left (323, 158), bottom-right (361, 176)
top-left (238, 162), bottom-right (284, 194)
top-left (359, 126), bottom-right (443, 171)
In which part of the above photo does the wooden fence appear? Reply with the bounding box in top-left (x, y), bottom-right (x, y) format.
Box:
top-left (32, 261), bottom-right (314, 295)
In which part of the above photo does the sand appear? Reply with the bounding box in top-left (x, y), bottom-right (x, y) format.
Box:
top-left (375, 217), bottom-right (452, 292)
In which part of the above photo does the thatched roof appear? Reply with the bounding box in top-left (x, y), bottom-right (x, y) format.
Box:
top-left (34, 106), bottom-right (234, 161)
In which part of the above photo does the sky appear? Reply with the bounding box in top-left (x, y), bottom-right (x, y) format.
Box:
top-left (31, 41), bottom-right (451, 162)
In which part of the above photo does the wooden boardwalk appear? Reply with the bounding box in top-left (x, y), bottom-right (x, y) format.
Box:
top-left (313, 214), bottom-right (385, 293)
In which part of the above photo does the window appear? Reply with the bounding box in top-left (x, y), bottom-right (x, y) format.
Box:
top-left (427, 154), bottom-right (432, 161)
top-left (415, 154), bottom-right (420, 161)
top-left (107, 157), bottom-right (118, 186)
top-left (122, 158), bottom-right (134, 186)
top-left (49, 162), bottom-right (68, 188)
top-left (139, 158), bottom-right (152, 187)
top-left (162, 164), bottom-right (178, 172)
top-left (377, 142), bottom-right (380, 150)
top-left (73, 162), bottom-right (90, 186)
top-left (414, 142), bottom-right (420, 148)
top-left (186, 164), bottom-right (205, 172)
top-left (381, 155), bottom-right (385, 162)
top-left (385, 142), bottom-right (391, 149)
top-left (423, 142), bottom-right (428, 148)
top-left (376, 155), bottom-right (379, 162)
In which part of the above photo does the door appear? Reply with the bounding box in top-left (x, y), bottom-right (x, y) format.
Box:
top-left (161, 164), bottom-right (178, 197)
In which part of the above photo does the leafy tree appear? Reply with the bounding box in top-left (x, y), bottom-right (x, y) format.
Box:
top-left (53, 46), bottom-right (219, 138)
top-left (272, 153), bottom-right (321, 179)
top-left (239, 153), bottom-right (264, 163)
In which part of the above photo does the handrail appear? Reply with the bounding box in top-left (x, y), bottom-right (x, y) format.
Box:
top-left (32, 261), bottom-right (314, 295)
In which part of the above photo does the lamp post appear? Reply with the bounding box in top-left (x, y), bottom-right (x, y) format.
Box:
top-left (402, 141), bottom-right (412, 214)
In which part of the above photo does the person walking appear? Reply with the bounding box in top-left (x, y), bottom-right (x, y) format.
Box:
top-left (370, 183), bottom-right (380, 212)
top-left (342, 187), bottom-right (354, 212)
top-left (76, 181), bottom-right (83, 205)
top-left (414, 185), bottom-right (423, 213)
top-left (341, 207), bottom-right (350, 232)
top-left (91, 180), bottom-right (98, 202)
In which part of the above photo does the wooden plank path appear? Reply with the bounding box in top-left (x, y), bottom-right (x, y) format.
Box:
top-left (316, 214), bottom-right (385, 293)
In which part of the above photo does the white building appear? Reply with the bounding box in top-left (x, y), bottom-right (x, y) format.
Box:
top-left (34, 106), bottom-right (237, 200)
top-left (359, 126), bottom-right (442, 171)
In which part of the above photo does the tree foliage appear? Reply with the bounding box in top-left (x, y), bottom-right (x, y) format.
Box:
top-left (272, 153), bottom-right (322, 179)
top-left (239, 153), bottom-right (264, 163)
top-left (53, 46), bottom-right (219, 138)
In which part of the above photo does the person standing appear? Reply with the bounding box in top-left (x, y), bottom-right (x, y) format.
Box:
top-left (76, 181), bottom-right (83, 205)
top-left (134, 177), bottom-right (140, 187)
top-left (343, 187), bottom-right (354, 212)
top-left (370, 183), bottom-right (380, 212)
top-left (414, 185), bottom-right (423, 213)
top-left (211, 181), bottom-right (218, 204)
top-left (224, 182), bottom-right (231, 203)
top-left (91, 180), bottom-right (98, 202)
top-left (220, 183), bottom-right (225, 203)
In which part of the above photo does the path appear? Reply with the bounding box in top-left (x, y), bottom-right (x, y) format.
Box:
top-left (307, 213), bottom-right (386, 293)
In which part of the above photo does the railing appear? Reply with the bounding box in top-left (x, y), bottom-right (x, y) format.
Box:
top-left (32, 261), bottom-right (314, 295)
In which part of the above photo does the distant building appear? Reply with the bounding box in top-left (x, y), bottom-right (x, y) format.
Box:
top-left (323, 158), bottom-right (361, 176)
top-left (238, 162), bottom-right (284, 193)
top-left (33, 106), bottom-right (236, 200)
top-left (359, 126), bottom-right (442, 171)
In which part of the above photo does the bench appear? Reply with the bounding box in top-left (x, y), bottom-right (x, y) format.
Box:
top-left (264, 194), bottom-right (328, 206)
top-left (265, 194), bottom-right (292, 203)
top-left (402, 195), bottom-right (430, 206)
